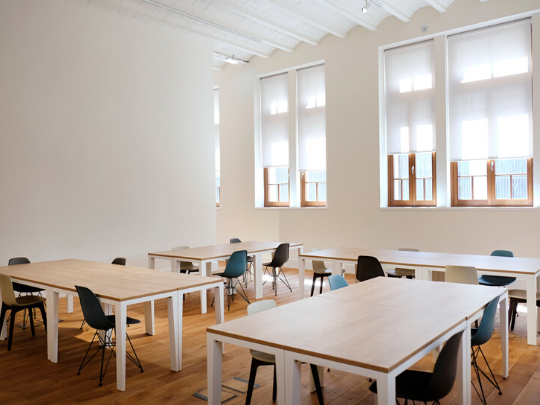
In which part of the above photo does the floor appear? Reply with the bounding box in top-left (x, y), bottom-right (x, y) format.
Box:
top-left (0, 269), bottom-right (539, 405)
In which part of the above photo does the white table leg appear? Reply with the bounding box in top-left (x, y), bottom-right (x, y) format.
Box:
top-left (0, 287), bottom-right (6, 340)
top-left (207, 333), bottom-right (223, 405)
top-left (331, 259), bottom-right (341, 276)
top-left (375, 374), bottom-right (396, 405)
top-left (299, 257), bottom-right (305, 299)
top-left (254, 252), bottom-right (263, 299)
top-left (214, 284), bottom-right (224, 325)
top-left (148, 255), bottom-right (155, 269)
top-left (47, 289), bottom-right (59, 362)
top-left (526, 275), bottom-right (538, 345)
top-left (457, 324), bottom-right (472, 405)
top-left (169, 292), bottom-right (180, 371)
top-left (144, 301), bottom-right (155, 335)
top-left (115, 301), bottom-right (127, 391)
top-left (200, 260), bottom-right (208, 314)
top-left (285, 351), bottom-right (301, 404)
top-left (500, 293), bottom-right (509, 378)
top-left (67, 295), bottom-right (73, 313)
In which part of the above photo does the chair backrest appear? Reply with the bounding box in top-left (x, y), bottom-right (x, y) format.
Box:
top-left (75, 286), bottom-right (115, 331)
top-left (0, 274), bottom-right (18, 306)
top-left (223, 250), bottom-right (248, 278)
top-left (445, 265), bottom-right (479, 285)
top-left (311, 248), bottom-right (328, 273)
top-left (230, 238), bottom-right (241, 243)
top-left (247, 299), bottom-right (277, 315)
top-left (8, 257), bottom-right (30, 266)
top-left (267, 243), bottom-right (290, 268)
top-left (421, 330), bottom-right (464, 400)
top-left (356, 256), bottom-right (385, 282)
top-left (111, 258), bottom-right (126, 266)
top-left (172, 246), bottom-right (196, 269)
top-left (471, 296), bottom-right (500, 346)
top-left (491, 250), bottom-right (514, 257)
top-left (328, 275), bottom-right (348, 291)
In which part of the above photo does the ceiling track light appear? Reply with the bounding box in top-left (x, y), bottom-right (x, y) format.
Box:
top-left (362, 0), bottom-right (372, 14)
top-left (213, 52), bottom-right (248, 65)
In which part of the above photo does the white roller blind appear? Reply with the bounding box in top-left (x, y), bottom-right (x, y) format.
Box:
top-left (214, 89), bottom-right (220, 170)
top-left (385, 41), bottom-right (436, 155)
top-left (297, 64), bottom-right (326, 171)
top-left (448, 19), bottom-right (532, 161)
top-left (261, 73), bottom-right (289, 167)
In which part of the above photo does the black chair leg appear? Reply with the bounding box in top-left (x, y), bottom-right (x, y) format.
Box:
top-left (273, 365), bottom-right (277, 402)
top-left (310, 364), bottom-right (325, 404)
top-left (246, 359), bottom-right (259, 405)
top-left (8, 307), bottom-right (18, 351)
top-left (319, 277), bottom-right (323, 295)
top-left (29, 307), bottom-right (35, 336)
top-left (99, 335), bottom-right (106, 386)
top-left (510, 300), bottom-right (518, 331)
top-left (311, 274), bottom-right (316, 297)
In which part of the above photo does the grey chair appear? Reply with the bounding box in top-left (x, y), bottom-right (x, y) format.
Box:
top-left (386, 248), bottom-right (419, 279)
top-left (310, 248), bottom-right (332, 296)
top-left (172, 246), bottom-right (199, 274)
top-left (445, 265), bottom-right (479, 285)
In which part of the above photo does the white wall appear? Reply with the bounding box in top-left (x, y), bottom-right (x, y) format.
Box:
top-left (0, 0), bottom-right (216, 269)
top-left (216, 0), bottom-right (540, 263)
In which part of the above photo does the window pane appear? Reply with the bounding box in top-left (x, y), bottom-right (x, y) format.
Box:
top-left (318, 182), bottom-right (327, 201)
top-left (495, 175), bottom-right (511, 199)
top-left (216, 187), bottom-right (220, 203)
top-left (268, 167), bottom-right (277, 184)
top-left (473, 177), bottom-right (487, 200)
top-left (495, 158), bottom-right (527, 175)
top-left (416, 179), bottom-right (424, 201)
top-left (216, 171), bottom-right (220, 187)
top-left (268, 185), bottom-right (278, 202)
top-left (425, 178), bottom-right (433, 200)
top-left (393, 154), bottom-right (409, 179)
top-left (415, 153), bottom-right (432, 178)
top-left (394, 180), bottom-right (401, 200)
top-left (512, 175), bottom-right (528, 199)
top-left (279, 184), bottom-right (289, 202)
top-left (457, 160), bottom-right (487, 176)
top-left (277, 167), bottom-right (288, 183)
top-left (458, 177), bottom-right (472, 200)
top-left (306, 171), bottom-right (326, 182)
top-left (402, 179), bottom-right (409, 200)
top-left (305, 183), bottom-right (316, 201)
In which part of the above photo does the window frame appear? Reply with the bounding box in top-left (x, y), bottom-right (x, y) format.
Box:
top-left (216, 170), bottom-right (221, 208)
top-left (264, 167), bottom-right (290, 207)
top-left (300, 172), bottom-right (327, 207)
top-left (451, 158), bottom-right (533, 207)
top-left (388, 152), bottom-right (437, 207)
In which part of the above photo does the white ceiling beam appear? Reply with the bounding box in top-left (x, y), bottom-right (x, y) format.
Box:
top-left (315, 0), bottom-right (377, 31)
top-left (87, 0), bottom-right (270, 58)
top-left (210, 0), bottom-right (320, 45)
top-left (268, 0), bottom-right (347, 39)
top-left (374, 0), bottom-right (410, 22)
top-left (479, 0), bottom-right (489, 2)
top-left (423, 0), bottom-right (447, 13)
top-left (141, 0), bottom-right (293, 52)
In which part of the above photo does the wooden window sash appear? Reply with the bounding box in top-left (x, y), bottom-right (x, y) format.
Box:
top-left (264, 167), bottom-right (290, 207)
top-left (300, 172), bottom-right (327, 207)
top-left (411, 152), bottom-right (437, 206)
top-left (388, 153), bottom-right (436, 207)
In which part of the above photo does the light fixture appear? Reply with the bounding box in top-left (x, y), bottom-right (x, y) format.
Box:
top-left (362, 0), bottom-right (372, 14)
top-left (213, 52), bottom-right (248, 65)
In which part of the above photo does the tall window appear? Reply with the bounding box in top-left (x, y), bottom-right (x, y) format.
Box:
top-left (261, 73), bottom-right (290, 207)
top-left (298, 65), bottom-right (327, 207)
top-left (214, 88), bottom-right (220, 207)
top-left (448, 20), bottom-right (533, 206)
top-left (385, 41), bottom-right (436, 206)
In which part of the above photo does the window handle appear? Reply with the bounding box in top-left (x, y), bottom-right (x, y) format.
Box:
top-left (412, 166), bottom-right (415, 175)
top-left (491, 161), bottom-right (494, 171)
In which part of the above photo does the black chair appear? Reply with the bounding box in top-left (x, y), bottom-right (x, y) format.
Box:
top-left (213, 250), bottom-right (250, 310)
top-left (369, 330), bottom-right (464, 405)
top-left (75, 286), bottom-right (143, 386)
top-left (508, 293), bottom-right (540, 331)
top-left (263, 243), bottom-right (291, 296)
top-left (231, 238), bottom-right (254, 286)
top-left (0, 274), bottom-right (47, 351)
top-left (478, 250), bottom-right (516, 287)
top-left (471, 297), bottom-right (502, 404)
top-left (356, 256), bottom-right (385, 282)
top-left (8, 257), bottom-right (46, 329)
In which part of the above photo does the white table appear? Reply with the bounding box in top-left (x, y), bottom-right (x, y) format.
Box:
top-left (149, 241), bottom-right (303, 313)
top-left (207, 278), bottom-right (507, 405)
top-left (299, 247), bottom-right (540, 345)
top-left (0, 259), bottom-right (224, 391)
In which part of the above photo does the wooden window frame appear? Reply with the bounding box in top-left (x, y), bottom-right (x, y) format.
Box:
top-left (451, 158), bottom-right (533, 207)
top-left (300, 172), bottom-right (327, 207)
top-left (388, 152), bottom-right (437, 207)
top-left (264, 167), bottom-right (290, 207)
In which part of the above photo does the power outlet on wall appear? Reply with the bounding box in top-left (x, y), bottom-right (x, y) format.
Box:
top-left (421, 26), bottom-right (428, 33)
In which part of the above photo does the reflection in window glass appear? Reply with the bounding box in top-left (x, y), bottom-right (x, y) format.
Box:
top-left (513, 175), bottom-right (528, 199)
top-left (394, 180), bottom-right (401, 200)
top-left (416, 179), bottom-right (424, 201)
top-left (425, 178), bottom-right (433, 200)
top-left (318, 182), bottom-right (327, 201)
top-left (268, 185), bottom-right (278, 202)
top-left (495, 175), bottom-right (511, 199)
top-left (458, 177), bottom-right (472, 200)
top-left (473, 176), bottom-right (488, 200)
top-left (402, 179), bottom-right (409, 200)
top-left (306, 183), bottom-right (316, 201)
top-left (279, 184), bottom-right (289, 202)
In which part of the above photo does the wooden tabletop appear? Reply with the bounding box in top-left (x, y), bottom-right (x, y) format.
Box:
top-left (149, 241), bottom-right (303, 261)
top-left (207, 278), bottom-right (503, 373)
top-left (299, 248), bottom-right (540, 275)
top-left (0, 259), bottom-right (221, 301)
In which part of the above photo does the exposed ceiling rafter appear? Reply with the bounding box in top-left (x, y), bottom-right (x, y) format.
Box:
top-left (315, 0), bottom-right (377, 31)
top-left (423, 0), bottom-right (447, 13)
top-left (373, 0), bottom-right (410, 22)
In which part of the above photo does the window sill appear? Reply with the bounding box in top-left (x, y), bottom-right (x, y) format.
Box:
top-left (255, 206), bottom-right (328, 210)
top-left (380, 206), bottom-right (539, 211)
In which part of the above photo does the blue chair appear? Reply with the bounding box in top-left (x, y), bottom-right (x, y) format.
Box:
top-left (214, 250), bottom-right (250, 310)
top-left (478, 250), bottom-right (516, 287)
top-left (471, 296), bottom-right (502, 403)
top-left (328, 275), bottom-right (348, 291)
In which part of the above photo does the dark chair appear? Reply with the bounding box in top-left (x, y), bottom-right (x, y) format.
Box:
top-left (230, 238), bottom-right (254, 286)
top-left (245, 300), bottom-right (324, 405)
top-left (369, 330), bottom-right (464, 405)
top-left (263, 243), bottom-right (291, 296)
top-left (213, 250), bottom-right (250, 310)
top-left (508, 287), bottom-right (540, 331)
top-left (328, 275), bottom-right (348, 291)
top-left (478, 250), bottom-right (516, 287)
top-left (0, 274), bottom-right (47, 351)
top-left (75, 286), bottom-right (143, 386)
top-left (471, 297), bottom-right (502, 403)
top-left (356, 256), bottom-right (385, 282)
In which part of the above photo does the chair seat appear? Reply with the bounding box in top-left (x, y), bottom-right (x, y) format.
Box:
top-left (250, 350), bottom-right (275, 364)
top-left (180, 264), bottom-right (199, 272)
top-left (369, 370), bottom-right (433, 401)
top-left (12, 282), bottom-right (44, 294)
top-left (313, 268), bottom-right (332, 275)
top-left (387, 268), bottom-right (416, 277)
top-left (478, 275), bottom-right (516, 286)
top-left (15, 295), bottom-right (46, 307)
top-left (247, 256), bottom-right (254, 263)
top-left (263, 262), bottom-right (271, 267)
top-left (105, 315), bottom-right (141, 327)
top-left (508, 289), bottom-right (540, 301)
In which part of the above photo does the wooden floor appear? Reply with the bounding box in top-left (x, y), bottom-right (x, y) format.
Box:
top-left (1, 269), bottom-right (540, 405)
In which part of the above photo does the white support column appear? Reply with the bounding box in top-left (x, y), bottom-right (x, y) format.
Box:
top-left (214, 284), bottom-right (224, 325)
top-left (285, 352), bottom-right (301, 404)
top-left (500, 292), bottom-right (509, 378)
top-left (375, 373), bottom-right (396, 405)
top-left (526, 274), bottom-right (538, 345)
top-left (254, 252), bottom-right (264, 299)
top-left (67, 295), bottom-right (73, 313)
top-left (169, 292), bottom-right (180, 371)
top-left (144, 301), bottom-right (155, 335)
top-left (274, 350), bottom-right (286, 405)
top-left (115, 301), bottom-right (127, 391)
top-left (457, 324), bottom-right (472, 404)
top-left (47, 289), bottom-right (59, 363)
top-left (298, 256), bottom-right (305, 299)
top-left (207, 333), bottom-right (223, 405)
top-left (199, 260), bottom-right (208, 314)
top-left (331, 259), bottom-right (341, 276)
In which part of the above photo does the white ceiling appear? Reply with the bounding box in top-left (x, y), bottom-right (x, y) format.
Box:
top-left (74, 0), bottom-right (463, 69)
